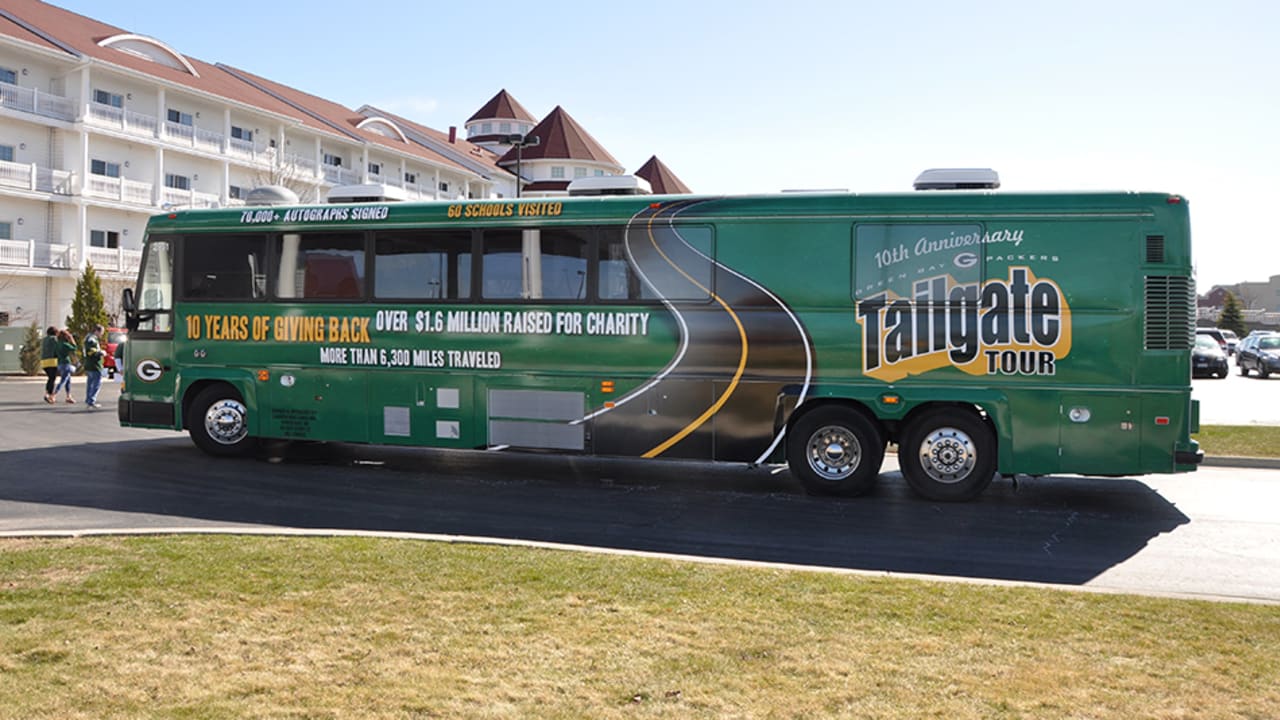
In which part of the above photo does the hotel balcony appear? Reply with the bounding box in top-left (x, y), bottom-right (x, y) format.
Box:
top-left (85, 245), bottom-right (143, 275)
top-left (0, 159), bottom-right (74, 195)
top-left (0, 80), bottom-right (77, 122)
top-left (84, 174), bottom-right (155, 206)
top-left (0, 237), bottom-right (141, 275)
top-left (0, 238), bottom-right (75, 270)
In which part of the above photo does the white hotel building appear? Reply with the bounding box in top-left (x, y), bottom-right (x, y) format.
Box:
top-left (0, 0), bottom-right (687, 330)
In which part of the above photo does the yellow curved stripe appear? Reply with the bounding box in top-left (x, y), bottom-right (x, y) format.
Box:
top-left (641, 207), bottom-right (749, 458)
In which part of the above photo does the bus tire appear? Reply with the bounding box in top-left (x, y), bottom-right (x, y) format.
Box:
top-left (899, 408), bottom-right (996, 502)
top-left (787, 406), bottom-right (884, 497)
top-left (188, 385), bottom-right (255, 457)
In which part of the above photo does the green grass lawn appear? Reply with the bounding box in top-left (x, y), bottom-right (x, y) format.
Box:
top-left (1195, 424), bottom-right (1280, 458)
top-left (1, 535), bottom-right (1277, 719)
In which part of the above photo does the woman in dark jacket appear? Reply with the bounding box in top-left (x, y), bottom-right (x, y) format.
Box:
top-left (40, 326), bottom-right (59, 404)
top-left (52, 329), bottom-right (77, 404)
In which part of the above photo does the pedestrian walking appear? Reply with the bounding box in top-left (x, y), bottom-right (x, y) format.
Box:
top-left (40, 326), bottom-right (59, 403)
top-left (83, 324), bottom-right (105, 409)
top-left (51, 329), bottom-right (77, 404)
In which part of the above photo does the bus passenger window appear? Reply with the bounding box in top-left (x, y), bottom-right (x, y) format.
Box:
top-left (598, 228), bottom-right (643, 300)
top-left (181, 233), bottom-right (267, 300)
top-left (276, 232), bottom-right (365, 299)
top-left (374, 229), bottom-right (471, 300)
top-left (481, 227), bottom-right (589, 301)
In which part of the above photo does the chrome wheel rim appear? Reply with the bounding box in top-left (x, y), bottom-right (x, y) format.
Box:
top-left (204, 399), bottom-right (248, 446)
top-left (806, 425), bottom-right (861, 481)
top-left (918, 427), bottom-right (976, 484)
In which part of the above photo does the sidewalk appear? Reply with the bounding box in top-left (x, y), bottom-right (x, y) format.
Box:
top-left (2, 374), bottom-right (1278, 469)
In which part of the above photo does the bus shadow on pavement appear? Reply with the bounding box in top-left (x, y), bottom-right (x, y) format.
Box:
top-left (0, 438), bottom-right (1190, 587)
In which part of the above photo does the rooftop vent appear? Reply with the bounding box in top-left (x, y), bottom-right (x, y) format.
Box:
top-left (913, 168), bottom-right (1000, 191)
top-left (245, 185), bottom-right (300, 206)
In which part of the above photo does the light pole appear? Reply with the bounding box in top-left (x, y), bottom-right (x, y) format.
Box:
top-left (504, 133), bottom-right (539, 197)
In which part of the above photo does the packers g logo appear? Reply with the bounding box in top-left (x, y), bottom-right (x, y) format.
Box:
top-left (135, 358), bottom-right (164, 383)
top-left (856, 267), bottom-right (1072, 383)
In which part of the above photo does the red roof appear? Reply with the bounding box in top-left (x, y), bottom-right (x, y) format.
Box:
top-left (635, 155), bottom-right (692, 194)
top-left (466, 89), bottom-right (536, 124)
top-left (497, 106), bottom-right (620, 167)
top-left (0, 0), bottom-right (480, 177)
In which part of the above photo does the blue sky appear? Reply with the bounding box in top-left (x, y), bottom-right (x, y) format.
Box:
top-left (51, 0), bottom-right (1279, 289)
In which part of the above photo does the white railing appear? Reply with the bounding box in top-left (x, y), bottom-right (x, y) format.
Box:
top-left (284, 152), bottom-right (318, 175)
top-left (0, 81), bottom-right (76, 121)
top-left (228, 137), bottom-right (274, 164)
top-left (85, 175), bottom-right (154, 206)
top-left (161, 187), bottom-right (220, 209)
top-left (0, 238), bottom-right (137, 273)
top-left (84, 103), bottom-right (160, 139)
top-left (0, 159), bottom-right (73, 194)
top-left (85, 246), bottom-right (142, 274)
top-left (0, 238), bottom-right (32, 266)
top-left (323, 165), bottom-right (361, 185)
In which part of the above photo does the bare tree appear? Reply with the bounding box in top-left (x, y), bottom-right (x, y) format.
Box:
top-left (99, 275), bottom-right (135, 326)
top-left (251, 160), bottom-right (319, 203)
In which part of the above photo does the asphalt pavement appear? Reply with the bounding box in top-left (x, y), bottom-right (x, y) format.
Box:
top-left (1, 374), bottom-right (1278, 603)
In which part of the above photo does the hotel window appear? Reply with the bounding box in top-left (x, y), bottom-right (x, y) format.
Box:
top-left (368, 162), bottom-right (382, 176)
top-left (230, 126), bottom-right (253, 141)
top-left (90, 159), bottom-right (121, 177)
top-left (499, 122), bottom-right (511, 133)
top-left (1, 67), bottom-right (18, 85)
top-left (438, 181), bottom-right (450, 193)
top-left (481, 122), bottom-right (492, 133)
top-left (90, 230), bottom-right (120, 249)
top-left (165, 173), bottom-right (191, 190)
top-left (93, 89), bottom-right (123, 108)
top-left (0, 222), bottom-right (11, 240)
top-left (404, 172), bottom-right (417, 184)
top-left (229, 185), bottom-right (246, 200)
top-left (0, 145), bottom-right (13, 162)
top-left (574, 167), bottom-right (587, 178)
top-left (166, 109), bottom-right (193, 126)
top-left (323, 153), bottom-right (343, 167)
top-left (550, 166), bottom-right (565, 179)
top-left (594, 169), bottom-right (605, 176)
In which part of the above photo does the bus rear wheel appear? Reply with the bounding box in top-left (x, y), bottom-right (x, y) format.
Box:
top-left (189, 385), bottom-right (255, 457)
top-left (787, 406), bottom-right (884, 497)
top-left (899, 408), bottom-right (995, 502)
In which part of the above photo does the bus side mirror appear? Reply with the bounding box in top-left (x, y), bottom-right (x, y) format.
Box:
top-left (122, 288), bottom-right (138, 331)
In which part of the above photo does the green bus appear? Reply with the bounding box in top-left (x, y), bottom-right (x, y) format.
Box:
top-left (119, 176), bottom-right (1202, 501)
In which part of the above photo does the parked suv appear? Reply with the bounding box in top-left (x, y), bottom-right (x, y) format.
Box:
top-left (1196, 327), bottom-right (1238, 355)
top-left (1236, 332), bottom-right (1280, 377)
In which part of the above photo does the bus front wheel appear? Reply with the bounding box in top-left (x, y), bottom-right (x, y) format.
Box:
top-left (189, 385), bottom-right (255, 457)
top-left (899, 409), bottom-right (995, 502)
top-left (787, 406), bottom-right (884, 497)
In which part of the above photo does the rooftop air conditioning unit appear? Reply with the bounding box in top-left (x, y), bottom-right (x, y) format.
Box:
top-left (567, 175), bottom-right (652, 196)
top-left (913, 168), bottom-right (1000, 191)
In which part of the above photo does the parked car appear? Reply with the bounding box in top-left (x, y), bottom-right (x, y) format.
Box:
top-left (1236, 333), bottom-right (1280, 378)
top-left (1196, 327), bottom-right (1238, 355)
top-left (1192, 335), bottom-right (1229, 378)
top-left (103, 327), bottom-right (127, 378)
